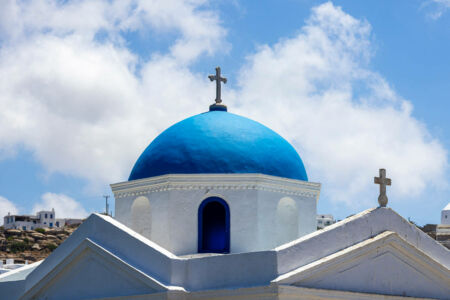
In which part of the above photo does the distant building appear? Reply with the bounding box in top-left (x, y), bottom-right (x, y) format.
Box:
top-left (419, 203), bottom-right (450, 250)
top-left (3, 209), bottom-right (83, 230)
top-left (317, 214), bottom-right (335, 229)
top-left (437, 203), bottom-right (450, 249)
top-left (62, 219), bottom-right (83, 227)
top-left (3, 209), bottom-right (56, 230)
top-left (0, 259), bottom-right (28, 275)
top-left (441, 203), bottom-right (450, 225)
top-left (421, 224), bottom-right (437, 240)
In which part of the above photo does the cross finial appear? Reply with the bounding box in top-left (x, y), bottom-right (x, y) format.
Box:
top-left (208, 66), bottom-right (227, 111)
top-left (374, 168), bottom-right (391, 207)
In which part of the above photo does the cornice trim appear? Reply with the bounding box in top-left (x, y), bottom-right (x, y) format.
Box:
top-left (110, 174), bottom-right (320, 199)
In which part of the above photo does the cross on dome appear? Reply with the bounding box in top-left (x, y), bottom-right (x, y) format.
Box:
top-left (208, 66), bottom-right (228, 111)
top-left (374, 168), bottom-right (391, 207)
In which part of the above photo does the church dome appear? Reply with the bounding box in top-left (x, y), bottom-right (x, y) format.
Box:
top-left (128, 110), bottom-right (308, 181)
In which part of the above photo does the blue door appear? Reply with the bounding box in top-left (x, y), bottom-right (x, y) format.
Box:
top-left (198, 197), bottom-right (230, 253)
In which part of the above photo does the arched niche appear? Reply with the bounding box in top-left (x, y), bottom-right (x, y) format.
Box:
top-left (131, 196), bottom-right (151, 238)
top-left (198, 197), bottom-right (230, 253)
top-left (276, 197), bottom-right (298, 245)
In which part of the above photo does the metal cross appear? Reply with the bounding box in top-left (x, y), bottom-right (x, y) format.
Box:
top-left (374, 168), bottom-right (391, 207)
top-left (208, 66), bottom-right (227, 104)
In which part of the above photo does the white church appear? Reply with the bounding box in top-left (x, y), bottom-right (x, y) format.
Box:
top-left (0, 67), bottom-right (449, 299)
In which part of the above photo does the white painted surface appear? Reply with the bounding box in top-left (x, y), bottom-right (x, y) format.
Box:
top-left (275, 207), bottom-right (450, 275)
top-left (0, 261), bottom-right (42, 283)
top-left (3, 209), bottom-right (56, 230)
top-left (276, 197), bottom-right (298, 246)
top-left (20, 239), bottom-right (168, 300)
top-left (111, 174), bottom-right (320, 255)
top-left (5, 209), bottom-right (450, 299)
top-left (1, 207), bottom-right (449, 299)
top-left (316, 214), bottom-right (335, 229)
top-left (441, 202), bottom-right (450, 225)
top-left (275, 231), bottom-right (450, 299)
top-left (131, 196), bottom-right (152, 237)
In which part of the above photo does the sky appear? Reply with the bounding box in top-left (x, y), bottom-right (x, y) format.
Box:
top-left (0, 0), bottom-right (449, 226)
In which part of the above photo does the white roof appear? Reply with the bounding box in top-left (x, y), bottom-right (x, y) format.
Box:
top-left (0, 261), bottom-right (42, 282)
top-left (443, 203), bottom-right (450, 211)
top-left (2, 209), bottom-right (450, 299)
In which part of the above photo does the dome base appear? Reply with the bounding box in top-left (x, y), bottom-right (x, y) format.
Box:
top-left (209, 103), bottom-right (228, 111)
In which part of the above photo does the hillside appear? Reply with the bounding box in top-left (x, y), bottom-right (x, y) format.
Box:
top-left (0, 224), bottom-right (80, 263)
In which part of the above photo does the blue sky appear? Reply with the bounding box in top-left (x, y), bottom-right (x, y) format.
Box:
top-left (0, 0), bottom-right (449, 225)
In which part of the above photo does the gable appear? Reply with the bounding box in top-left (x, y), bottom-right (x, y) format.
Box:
top-left (276, 207), bottom-right (450, 277)
top-left (275, 231), bottom-right (450, 299)
top-left (21, 239), bottom-right (169, 300)
top-left (24, 213), bottom-right (176, 294)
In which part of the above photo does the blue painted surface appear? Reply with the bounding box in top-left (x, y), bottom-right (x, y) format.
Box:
top-left (198, 197), bottom-right (230, 253)
top-left (128, 111), bottom-right (308, 181)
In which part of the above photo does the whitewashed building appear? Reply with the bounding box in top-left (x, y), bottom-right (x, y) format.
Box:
top-left (316, 214), bottom-right (335, 229)
top-left (437, 203), bottom-right (450, 249)
top-left (441, 203), bottom-right (450, 225)
top-left (3, 209), bottom-right (56, 231)
top-left (0, 69), bottom-right (448, 299)
top-left (2, 210), bottom-right (81, 231)
top-left (0, 260), bottom-right (29, 275)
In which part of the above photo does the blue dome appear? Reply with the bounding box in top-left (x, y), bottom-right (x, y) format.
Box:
top-left (129, 111), bottom-right (308, 181)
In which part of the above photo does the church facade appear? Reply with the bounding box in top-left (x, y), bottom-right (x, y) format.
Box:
top-left (0, 68), bottom-right (449, 299)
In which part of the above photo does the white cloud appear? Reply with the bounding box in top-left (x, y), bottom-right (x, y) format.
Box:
top-left (0, 196), bottom-right (19, 225)
top-left (0, 1), bottom-right (447, 210)
top-left (232, 2), bottom-right (448, 207)
top-left (32, 193), bottom-right (88, 219)
top-left (128, 0), bottom-right (228, 63)
top-left (0, 0), bottom-right (225, 190)
top-left (0, 0), bottom-right (227, 61)
top-left (423, 0), bottom-right (450, 19)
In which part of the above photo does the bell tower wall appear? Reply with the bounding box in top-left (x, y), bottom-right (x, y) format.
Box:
top-left (111, 174), bottom-right (320, 256)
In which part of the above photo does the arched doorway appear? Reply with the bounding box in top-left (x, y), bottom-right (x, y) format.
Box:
top-left (198, 197), bottom-right (230, 253)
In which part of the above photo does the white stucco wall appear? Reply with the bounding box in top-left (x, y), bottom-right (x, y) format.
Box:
top-left (111, 174), bottom-right (320, 255)
top-left (441, 203), bottom-right (450, 225)
top-left (6, 209), bottom-right (449, 300)
top-left (276, 197), bottom-right (298, 246)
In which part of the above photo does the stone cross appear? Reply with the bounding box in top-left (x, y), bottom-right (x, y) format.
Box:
top-left (374, 168), bottom-right (391, 207)
top-left (209, 67), bottom-right (227, 104)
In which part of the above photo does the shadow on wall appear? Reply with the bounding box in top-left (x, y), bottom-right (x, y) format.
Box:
top-left (131, 196), bottom-right (152, 238)
top-left (277, 197), bottom-right (298, 245)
